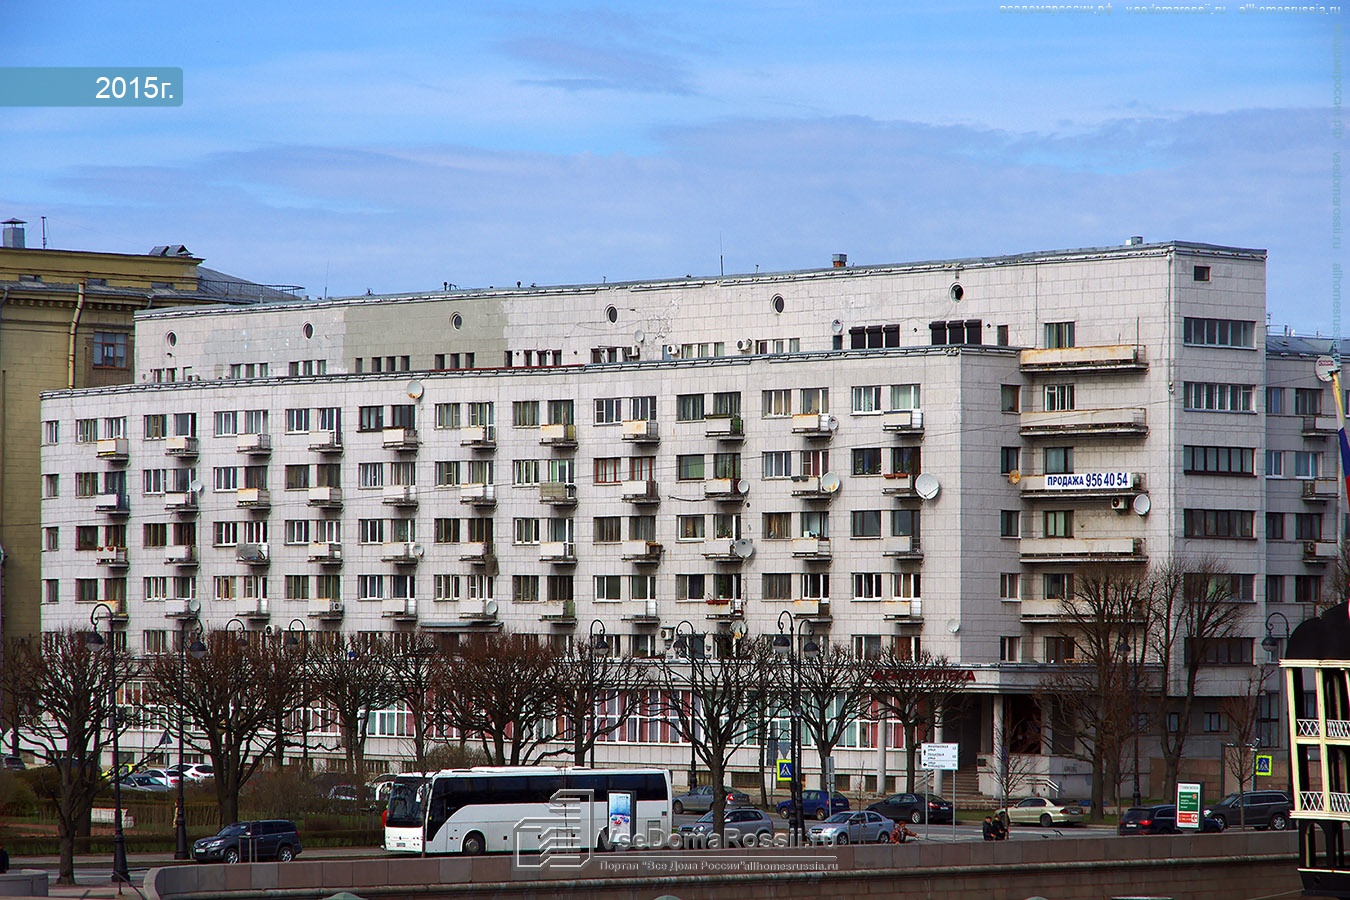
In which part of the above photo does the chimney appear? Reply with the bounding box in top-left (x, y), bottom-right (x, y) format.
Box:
top-left (2, 219), bottom-right (27, 249)
top-left (832, 253), bottom-right (847, 268)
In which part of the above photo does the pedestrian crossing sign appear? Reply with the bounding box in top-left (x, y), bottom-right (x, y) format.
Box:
top-left (1255, 754), bottom-right (1273, 777)
top-left (776, 759), bottom-right (793, 782)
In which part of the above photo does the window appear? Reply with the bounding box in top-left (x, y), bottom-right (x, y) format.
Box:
top-left (711, 513), bottom-right (739, 540)
top-left (214, 411), bottom-right (238, 436)
top-left (359, 519), bottom-right (385, 544)
top-left (142, 415), bottom-right (165, 441)
top-left (892, 446), bottom-right (921, 476)
top-left (1266, 513), bottom-right (1285, 540)
top-left (1186, 638), bottom-right (1253, 666)
top-left (676, 574), bottom-right (706, 601)
top-left (93, 332), bottom-right (129, 368)
top-left (894, 572), bottom-right (921, 599)
top-left (76, 418), bottom-right (98, 442)
top-left (1295, 388), bottom-right (1324, 416)
top-left (851, 448), bottom-right (882, 476)
top-left (1296, 513), bottom-right (1324, 541)
top-left (929, 319), bottom-right (982, 345)
top-left (1000, 385), bottom-right (1021, 413)
top-left (1295, 451), bottom-right (1323, 479)
top-left (851, 510), bottom-right (882, 538)
top-left (890, 384), bottom-right (920, 411)
top-left (801, 510), bottom-right (829, 538)
top-left (434, 518), bottom-right (461, 543)
top-left (762, 451), bottom-right (792, 479)
top-left (1043, 510), bottom-right (1073, 538)
top-left (1044, 321), bottom-right (1075, 349)
top-left (1044, 637), bottom-right (1075, 663)
top-left (358, 462), bottom-right (384, 488)
top-left (143, 469), bottom-right (166, 495)
top-left (1184, 446), bottom-right (1255, 476)
top-left (1266, 386), bottom-right (1285, 415)
top-left (593, 517), bottom-right (621, 543)
top-left (285, 465), bottom-right (310, 490)
top-left (242, 410), bottom-right (268, 435)
top-left (1183, 509), bottom-right (1255, 539)
top-left (853, 572), bottom-right (884, 600)
top-left (763, 573), bottom-right (792, 600)
top-left (546, 575), bottom-right (573, 603)
top-left (676, 454), bottom-right (705, 481)
top-left (43, 527), bottom-right (58, 551)
top-left (801, 449), bottom-right (829, 478)
top-left (213, 467), bottom-right (238, 492)
top-left (547, 400), bottom-right (574, 426)
top-left (513, 518), bottom-right (541, 545)
top-left (214, 576), bottom-right (236, 601)
top-left (513, 459), bottom-right (541, 486)
top-left (762, 512), bottom-right (792, 540)
top-left (513, 575), bottom-right (540, 602)
top-left (43, 419), bottom-right (60, 444)
top-left (594, 457), bottom-right (621, 484)
top-left (852, 386), bottom-right (883, 414)
top-left (594, 398), bottom-right (622, 424)
top-left (1267, 575), bottom-right (1285, 604)
top-left (1183, 382), bottom-right (1254, 412)
top-left (1183, 317), bottom-right (1254, 348)
top-left (284, 575), bottom-right (310, 601)
top-left (1203, 711), bottom-right (1227, 733)
top-left (1000, 573), bottom-right (1021, 601)
top-left (801, 572), bottom-right (829, 600)
top-left (358, 575), bottom-right (385, 600)
top-left (1295, 575), bottom-right (1323, 604)
top-left (854, 635), bottom-right (884, 660)
top-left (213, 521), bottom-right (239, 546)
top-left (1000, 447), bottom-right (1020, 475)
top-left (1193, 265), bottom-right (1212, 282)
top-left (629, 456), bottom-right (655, 481)
top-left (800, 388), bottom-right (829, 415)
top-left (1267, 450), bottom-right (1285, 478)
top-left (712, 391), bottom-right (741, 418)
top-left (1000, 511), bottom-right (1020, 538)
top-left (713, 452), bottom-right (740, 479)
top-left (357, 406), bottom-right (384, 432)
top-left (284, 520), bottom-right (311, 545)
top-left (433, 403), bottom-right (461, 430)
top-left (676, 394), bottom-right (705, 422)
top-left (435, 461), bottom-right (461, 487)
top-left (285, 408), bottom-right (311, 433)
top-left (1043, 384), bottom-right (1075, 412)
top-left (677, 515), bottom-right (705, 540)
top-left (891, 509), bottom-right (918, 538)
top-left (629, 396), bottom-right (656, 421)
top-left (76, 578), bottom-right (99, 603)
top-left (762, 390), bottom-right (791, 417)
top-left (1044, 573), bottom-right (1073, 600)
top-left (999, 637), bottom-right (1021, 662)
top-left (512, 401), bottom-right (540, 427)
top-left (595, 575), bottom-right (623, 602)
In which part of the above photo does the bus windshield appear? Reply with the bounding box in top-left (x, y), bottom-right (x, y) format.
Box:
top-left (386, 776), bottom-right (428, 828)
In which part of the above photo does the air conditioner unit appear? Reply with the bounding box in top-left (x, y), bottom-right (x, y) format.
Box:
top-left (1111, 497), bottom-right (1129, 511)
top-left (736, 338), bottom-right (753, 352)
top-left (660, 626), bottom-right (675, 642)
top-left (664, 344), bottom-right (681, 358)
top-left (628, 344), bottom-right (642, 358)
top-left (732, 598), bottom-right (745, 616)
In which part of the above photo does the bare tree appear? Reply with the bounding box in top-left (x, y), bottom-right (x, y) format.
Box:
top-left (659, 636), bottom-right (774, 837)
top-left (144, 629), bottom-right (301, 825)
top-left (1145, 555), bottom-right (1249, 800)
top-left (987, 729), bottom-right (1043, 810)
top-left (387, 632), bottom-right (443, 772)
top-left (1219, 667), bottom-right (1269, 828)
top-left (549, 640), bottom-right (643, 766)
top-left (10, 631), bottom-right (135, 884)
top-left (309, 634), bottom-right (396, 803)
top-left (438, 632), bottom-right (560, 765)
top-left (797, 643), bottom-right (872, 791)
top-left (870, 648), bottom-right (969, 791)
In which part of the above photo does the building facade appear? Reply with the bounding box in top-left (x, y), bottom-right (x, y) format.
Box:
top-left (37, 239), bottom-right (1325, 795)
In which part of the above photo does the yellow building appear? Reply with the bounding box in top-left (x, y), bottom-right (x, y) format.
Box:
top-left (0, 217), bottom-right (288, 644)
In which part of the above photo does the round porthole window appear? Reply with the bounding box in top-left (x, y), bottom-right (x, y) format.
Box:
top-left (605, 305), bottom-right (618, 324)
top-left (949, 283), bottom-right (964, 302)
top-left (166, 331), bottom-right (177, 347)
top-left (771, 294), bottom-right (785, 314)
top-left (451, 313), bottom-right (463, 331)
top-left (302, 322), bottom-right (314, 339)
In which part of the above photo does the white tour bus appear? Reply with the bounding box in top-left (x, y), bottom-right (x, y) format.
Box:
top-left (397, 765), bottom-right (671, 855)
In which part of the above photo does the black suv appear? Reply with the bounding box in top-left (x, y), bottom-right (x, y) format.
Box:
top-left (192, 820), bottom-right (302, 863)
top-left (1203, 791), bottom-right (1292, 831)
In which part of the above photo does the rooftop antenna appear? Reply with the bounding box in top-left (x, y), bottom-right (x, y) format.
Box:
top-left (323, 261), bottom-right (330, 300)
top-left (40, 216), bottom-right (47, 249)
top-left (719, 232), bottom-right (724, 277)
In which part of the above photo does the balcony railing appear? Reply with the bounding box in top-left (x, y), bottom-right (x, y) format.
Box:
top-left (1017, 472), bottom-right (1142, 498)
top-left (308, 429), bottom-right (343, 453)
top-left (539, 541), bottom-right (577, 563)
top-left (540, 482), bottom-right (578, 506)
top-left (381, 542), bottom-right (422, 564)
top-left (165, 544), bottom-right (197, 566)
top-left (791, 536), bottom-right (832, 559)
top-left (621, 480), bottom-right (659, 504)
top-left (623, 599), bottom-right (660, 624)
top-left (95, 546), bottom-right (129, 568)
top-left (1020, 408), bottom-right (1148, 437)
top-left (459, 541), bottom-right (492, 563)
top-left (703, 478), bottom-right (746, 499)
top-left (235, 598), bottom-right (270, 621)
top-left (1302, 478), bottom-right (1340, 501)
top-left (307, 542), bottom-right (343, 564)
top-left (307, 486), bottom-right (343, 508)
top-left (164, 492), bottom-right (197, 513)
top-left (96, 437), bottom-right (129, 461)
top-left (1305, 540), bottom-right (1339, 562)
top-left (1303, 415), bottom-right (1339, 437)
top-left (1018, 344), bottom-right (1147, 373)
top-left (459, 483), bottom-right (497, 507)
top-left (236, 542), bottom-right (270, 565)
top-left (881, 410), bottom-right (924, 433)
top-left (539, 423), bottom-right (577, 447)
top-left (94, 493), bottom-right (129, 514)
top-left (382, 484), bottom-right (418, 507)
top-left (541, 599), bottom-right (578, 625)
top-left (382, 597), bottom-right (418, 621)
top-left (790, 475), bottom-right (836, 499)
top-left (881, 473), bottom-right (915, 496)
top-left (1019, 536), bottom-right (1146, 563)
top-left (701, 539), bottom-right (745, 562)
top-left (236, 487), bottom-right (271, 509)
top-left (621, 420), bottom-right (660, 443)
top-left (307, 599), bottom-right (344, 621)
top-left (460, 425), bottom-right (496, 448)
top-left (620, 540), bottom-right (663, 563)
top-left (382, 427), bottom-right (420, 450)
top-left (881, 535), bottom-right (922, 558)
top-left (165, 435), bottom-right (198, 457)
top-left (883, 598), bottom-right (923, 620)
top-left (236, 433), bottom-right (271, 455)
top-left (705, 415), bottom-right (744, 441)
top-left (163, 597), bottom-right (199, 619)
top-left (791, 413), bottom-right (837, 437)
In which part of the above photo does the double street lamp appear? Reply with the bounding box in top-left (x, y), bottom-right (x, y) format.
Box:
top-left (86, 602), bottom-right (129, 888)
top-left (773, 610), bottom-right (818, 847)
top-left (282, 619), bottom-right (309, 773)
top-left (174, 618), bottom-right (206, 860)
top-left (672, 621), bottom-right (701, 789)
top-left (586, 619), bottom-right (609, 767)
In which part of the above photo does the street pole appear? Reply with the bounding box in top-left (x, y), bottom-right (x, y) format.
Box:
top-left (284, 619), bottom-right (309, 774)
top-left (88, 603), bottom-right (129, 889)
top-left (588, 619), bottom-right (608, 768)
top-left (176, 620), bottom-right (205, 859)
top-left (1132, 641), bottom-right (1142, 808)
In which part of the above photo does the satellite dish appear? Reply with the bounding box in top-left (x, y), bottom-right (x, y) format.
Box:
top-left (1007, 470), bottom-right (1021, 485)
top-left (731, 622), bottom-right (748, 641)
top-left (1316, 355), bottom-right (1340, 383)
top-left (733, 479), bottom-right (750, 496)
top-left (820, 472), bottom-right (842, 494)
top-left (946, 618), bottom-right (961, 634)
top-left (484, 599), bottom-right (499, 617)
top-left (732, 538), bottom-right (755, 559)
top-left (825, 414), bottom-right (839, 432)
top-left (187, 598), bottom-right (201, 614)
top-left (914, 473), bottom-right (941, 501)
top-left (830, 319), bottom-right (844, 334)
top-left (188, 480), bottom-right (203, 494)
top-left (1132, 494), bottom-right (1152, 516)
top-left (633, 329), bottom-right (646, 343)
top-left (407, 380), bottom-right (424, 400)
top-left (411, 543), bottom-right (425, 558)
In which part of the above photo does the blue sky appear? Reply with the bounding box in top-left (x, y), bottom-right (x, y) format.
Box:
top-left (0, 1), bottom-right (1341, 330)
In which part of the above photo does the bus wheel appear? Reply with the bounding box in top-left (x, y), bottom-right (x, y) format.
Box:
top-left (462, 832), bottom-right (486, 856)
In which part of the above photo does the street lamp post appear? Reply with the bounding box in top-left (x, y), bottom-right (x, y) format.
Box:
top-left (773, 611), bottom-right (818, 847)
top-left (283, 619), bottom-right (309, 773)
top-left (587, 619), bottom-right (609, 767)
top-left (87, 602), bottom-right (129, 888)
top-left (1116, 637), bottom-right (1142, 809)
top-left (174, 618), bottom-right (205, 860)
top-left (672, 621), bottom-right (699, 789)
top-left (1262, 612), bottom-right (1290, 661)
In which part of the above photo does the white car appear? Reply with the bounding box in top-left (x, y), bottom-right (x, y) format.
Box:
top-left (168, 763), bottom-right (214, 782)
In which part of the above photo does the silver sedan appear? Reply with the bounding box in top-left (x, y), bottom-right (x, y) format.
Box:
top-left (807, 810), bottom-right (895, 845)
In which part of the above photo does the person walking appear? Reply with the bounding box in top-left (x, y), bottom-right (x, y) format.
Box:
top-left (0, 842), bottom-right (10, 873)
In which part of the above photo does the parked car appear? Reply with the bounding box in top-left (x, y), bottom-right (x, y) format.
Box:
top-left (142, 767), bottom-right (180, 787)
top-left (1203, 790), bottom-right (1292, 831)
top-left (118, 772), bottom-right (172, 793)
top-left (807, 810), bottom-right (895, 844)
top-left (777, 789), bottom-right (850, 821)
top-left (672, 785), bottom-right (750, 814)
top-left (2, 755), bottom-right (24, 771)
top-left (192, 820), bottom-right (302, 864)
top-left (1118, 804), bottom-right (1224, 835)
top-left (679, 808), bottom-right (776, 843)
top-left (867, 792), bottom-right (953, 825)
top-left (167, 763), bottom-right (214, 782)
top-left (997, 797), bottom-right (1085, 827)
top-left (327, 784), bottom-right (359, 803)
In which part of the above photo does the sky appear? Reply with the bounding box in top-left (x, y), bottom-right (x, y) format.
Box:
top-left (0, 1), bottom-right (1342, 332)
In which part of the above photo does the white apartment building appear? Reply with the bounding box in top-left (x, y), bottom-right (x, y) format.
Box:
top-left (39, 239), bottom-right (1322, 795)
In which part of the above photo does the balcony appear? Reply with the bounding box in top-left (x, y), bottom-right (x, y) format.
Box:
top-left (791, 413), bottom-right (837, 438)
top-left (382, 484), bottom-right (418, 507)
top-left (164, 492), bottom-right (198, 513)
top-left (459, 598), bottom-right (500, 623)
top-left (459, 541), bottom-right (492, 563)
top-left (705, 415), bottom-right (745, 442)
top-left (621, 540), bottom-right (663, 563)
top-left (541, 599), bottom-right (578, 626)
top-left (94, 493), bottom-right (129, 515)
top-left (307, 542), bottom-right (343, 564)
top-left (166, 544), bottom-right (197, 566)
top-left (235, 598), bottom-right (270, 622)
top-left (1302, 478), bottom-right (1340, 502)
top-left (1303, 416), bottom-right (1339, 438)
top-left (236, 433), bottom-right (271, 456)
top-left (539, 482), bottom-right (578, 506)
top-left (881, 410), bottom-right (925, 434)
top-left (1018, 472), bottom-right (1141, 499)
top-left (163, 597), bottom-right (199, 619)
top-left (539, 423), bottom-right (577, 448)
top-left (459, 424), bottom-right (496, 449)
top-left (623, 599), bottom-right (660, 625)
top-left (381, 542), bottom-right (422, 564)
top-left (539, 541), bottom-right (577, 564)
top-left (793, 599), bottom-right (832, 623)
top-left (307, 599), bottom-right (344, 621)
top-left (308, 429), bottom-right (343, 453)
top-left (236, 543), bottom-right (270, 566)
top-left (1019, 536), bottom-right (1146, 564)
top-left (621, 420), bottom-right (660, 444)
top-left (459, 483), bottom-right (497, 507)
top-left (95, 546), bottom-right (129, 568)
top-left (382, 427), bottom-right (420, 451)
top-left (382, 597), bottom-right (419, 621)
top-left (701, 539), bottom-right (746, 562)
top-left (791, 536), bottom-right (832, 560)
top-left (790, 475), bottom-right (837, 499)
top-left (703, 478), bottom-right (747, 500)
top-left (1020, 407), bottom-right (1148, 437)
top-left (705, 598), bottom-right (746, 622)
top-left (165, 435), bottom-right (198, 458)
top-left (307, 486), bottom-right (344, 509)
top-left (96, 437), bottom-right (129, 461)
top-left (236, 488), bottom-right (271, 509)
top-left (880, 474), bottom-right (915, 496)
top-left (1019, 344), bottom-right (1147, 373)
top-left (881, 536), bottom-right (922, 559)
top-left (883, 598), bottom-right (923, 621)
top-left (1305, 541), bottom-right (1339, 563)
top-left (621, 480), bottom-right (659, 504)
